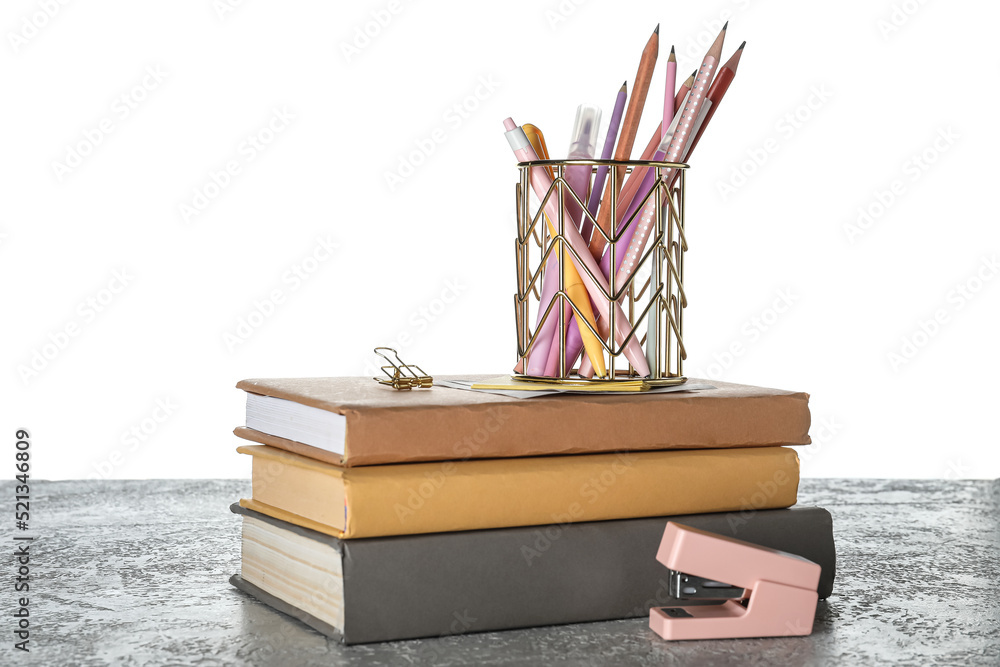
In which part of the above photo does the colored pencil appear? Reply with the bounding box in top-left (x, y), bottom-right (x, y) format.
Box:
top-left (507, 22), bottom-right (745, 379)
top-left (581, 81), bottom-right (627, 243)
top-left (577, 28), bottom-right (725, 380)
top-left (686, 41), bottom-right (745, 157)
top-left (614, 70), bottom-right (693, 222)
top-left (677, 69), bottom-right (694, 113)
top-left (663, 46), bottom-right (677, 138)
top-left (615, 24), bottom-right (727, 287)
top-left (587, 25), bottom-right (659, 261)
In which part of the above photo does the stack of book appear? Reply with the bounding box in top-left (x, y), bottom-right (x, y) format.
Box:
top-left (229, 376), bottom-right (835, 644)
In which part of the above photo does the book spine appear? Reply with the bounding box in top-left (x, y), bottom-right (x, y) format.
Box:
top-left (339, 507), bottom-right (835, 643)
top-left (344, 447), bottom-right (799, 538)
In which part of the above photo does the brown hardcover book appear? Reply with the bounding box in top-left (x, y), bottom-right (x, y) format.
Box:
top-left (236, 375), bottom-right (810, 467)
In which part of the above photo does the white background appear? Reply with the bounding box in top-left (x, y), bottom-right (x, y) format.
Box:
top-left (3, 0), bottom-right (997, 480)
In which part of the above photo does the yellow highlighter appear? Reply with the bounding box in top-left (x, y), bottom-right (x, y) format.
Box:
top-left (522, 124), bottom-right (607, 378)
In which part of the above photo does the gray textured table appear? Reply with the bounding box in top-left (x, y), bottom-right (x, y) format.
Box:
top-left (4, 479), bottom-right (998, 666)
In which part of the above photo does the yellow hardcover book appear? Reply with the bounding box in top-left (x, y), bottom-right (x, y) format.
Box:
top-left (237, 444), bottom-right (799, 539)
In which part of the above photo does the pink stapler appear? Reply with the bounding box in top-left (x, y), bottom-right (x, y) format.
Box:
top-left (649, 522), bottom-right (821, 641)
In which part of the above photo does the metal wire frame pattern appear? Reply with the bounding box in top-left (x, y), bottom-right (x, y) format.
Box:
top-left (514, 159), bottom-right (688, 386)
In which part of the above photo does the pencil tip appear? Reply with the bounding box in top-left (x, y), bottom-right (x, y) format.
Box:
top-left (670, 45), bottom-right (675, 54)
top-left (739, 40), bottom-right (746, 49)
top-left (620, 81), bottom-right (627, 92)
top-left (654, 23), bottom-right (660, 35)
top-left (723, 21), bottom-right (728, 30)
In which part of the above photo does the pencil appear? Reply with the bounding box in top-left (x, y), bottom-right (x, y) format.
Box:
top-left (677, 69), bottom-right (695, 113)
top-left (581, 81), bottom-right (628, 243)
top-left (587, 24), bottom-right (659, 261)
top-left (576, 64), bottom-right (699, 378)
top-left (686, 41), bottom-right (745, 157)
top-left (663, 46), bottom-right (677, 138)
top-left (613, 71), bottom-right (694, 229)
top-left (614, 23), bottom-right (726, 286)
top-left (575, 66), bottom-right (697, 379)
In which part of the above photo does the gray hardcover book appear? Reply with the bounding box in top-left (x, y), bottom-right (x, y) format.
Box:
top-left (229, 504), bottom-right (835, 644)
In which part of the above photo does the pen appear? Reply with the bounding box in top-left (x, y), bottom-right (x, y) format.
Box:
top-left (559, 84), bottom-right (628, 373)
top-left (505, 117), bottom-right (651, 377)
top-left (522, 117), bottom-right (607, 377)
top-left (542, 105), bottom-right (607, 377)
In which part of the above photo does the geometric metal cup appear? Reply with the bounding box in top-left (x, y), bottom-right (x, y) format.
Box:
top-left (514, 158), bottom-right (688, 385)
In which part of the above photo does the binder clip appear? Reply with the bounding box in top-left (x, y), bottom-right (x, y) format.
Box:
top-left (649, 522), bottom-right (821, 641)
top-left (372, 347), bottom-right (433, 391)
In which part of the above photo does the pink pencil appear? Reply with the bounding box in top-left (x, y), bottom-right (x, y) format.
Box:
top-left (663, 46), bottom-right (676, 138)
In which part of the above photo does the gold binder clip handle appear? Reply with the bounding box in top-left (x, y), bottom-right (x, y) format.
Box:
top-left (373, 347), bottom-right (433, 390)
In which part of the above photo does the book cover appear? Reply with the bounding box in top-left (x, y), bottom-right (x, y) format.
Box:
top-left (230, 503), bottom-right (836, 644)
top-left (237, 444), bottom-right (800, 538)
top-left (236, 375), bottom-right (811, 467)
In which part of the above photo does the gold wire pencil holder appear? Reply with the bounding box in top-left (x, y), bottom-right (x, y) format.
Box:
top-left (514, 159), bottom-right (688, 387)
